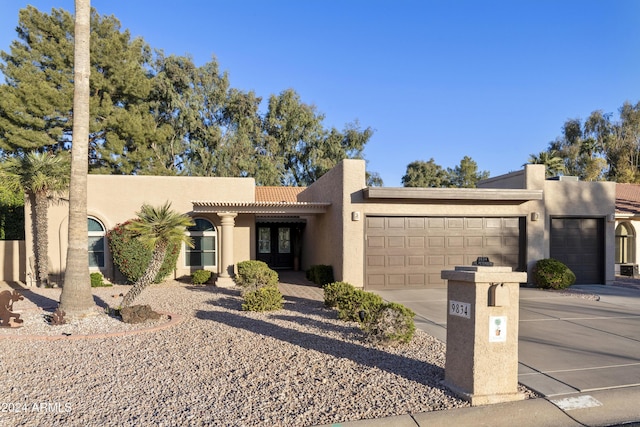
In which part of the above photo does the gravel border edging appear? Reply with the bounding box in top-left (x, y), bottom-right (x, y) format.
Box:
top-left (0, 311), bottom-right (183, 341)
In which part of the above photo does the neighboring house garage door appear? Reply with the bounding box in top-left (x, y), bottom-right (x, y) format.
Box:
top-left (365, 216), bottom-right (525, 289)
top-left (550, 217), bottom-right (604, 284)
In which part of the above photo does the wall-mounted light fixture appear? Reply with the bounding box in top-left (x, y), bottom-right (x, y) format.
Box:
top-left (530, 212), bottom-right (540, 222)
top-left (607, 213), bottom-right (616, 223)
top-left (351, 211), bottom-right (361, 221)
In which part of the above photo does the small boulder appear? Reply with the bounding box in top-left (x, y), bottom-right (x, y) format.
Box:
top-left (120, 305), bottom-right (161, 324)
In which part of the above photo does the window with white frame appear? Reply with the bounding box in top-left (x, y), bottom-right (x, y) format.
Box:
top-left (615, 222), bottom-right (636, 264)
top-left (88, 217), bottom-right (106, 268)
top-left (186, 218), bottom-right (217, 267)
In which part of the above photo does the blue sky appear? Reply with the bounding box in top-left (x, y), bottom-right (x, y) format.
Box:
top-left (1, 1), bottom-right (638, 185)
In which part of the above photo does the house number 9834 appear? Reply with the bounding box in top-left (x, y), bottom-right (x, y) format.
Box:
top-left (449, 300), bottom-right (471, 319)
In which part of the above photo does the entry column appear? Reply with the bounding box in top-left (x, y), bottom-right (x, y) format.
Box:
top-left (216, 212), bottom-right (237, 287)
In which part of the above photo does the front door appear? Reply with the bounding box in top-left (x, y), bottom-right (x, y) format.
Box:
top-left (256, 225), bottom-right (294, 269)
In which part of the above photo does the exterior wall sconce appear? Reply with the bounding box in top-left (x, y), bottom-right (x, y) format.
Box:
top-left (530, 212), bottom-right (540, 222)
top-left (351, 211), bottom-right (361, 221)
top-left (607, 213), bottom-right (616, 223)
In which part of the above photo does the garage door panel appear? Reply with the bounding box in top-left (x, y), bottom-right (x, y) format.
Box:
top-left (366, 216), bottom-right (524, 289)
top-left (388, 236), bottom-right (405, 248)
top-left (467, 236), bottom-right (484, 247)
top-left (485, 236), bottom-right (502, 246)
top-left (407, 274), bottom-right (426, 286)
top-left (408, 236), bottom-right (425, 248)
top-left (388, 217), bottom-right (406, 228)
top-left (367, 255), bottom-right (385, 267)
top-left (447, 236), bottom-right (464, 247)
top-left (428, 255), bottom-right (445, 266)
top-left (388, 255), bottom-right (405, 266)
top-left (408, 255), bottom-right (425, 266)
top-left (408, 218), bottom-right (425, 228)
top-left (429, 237), bottom-right (445, 248)
top-left (465, 218), bottom-right (483, 228)
top-left (388, 274), bottom-right (406, 286)
top-left (448, 218), bottom-right (464, 228)
top-left (367, 236), bottom-right (385, 248)
top-left (367, 217), bottom-right (385, 229)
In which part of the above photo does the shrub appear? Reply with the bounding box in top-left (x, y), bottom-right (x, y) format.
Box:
top-left (236, 260), bottom-right (279, 294)
top-left (532, 258), bottom-right (576, 289)
top-left (90, 272), bottom-right (111, 287)
top-left (191, 269), bottom-right (212, 285)
top-left (363, 302), bottom-right (416, 346)
top-left (323, 281), bottom-right (355, 308)
top-left (306, 265), bottom-right (334, 286)
top-left (242, 286), bottom-right (284, 312)
top-left (336, 288), bottom-right (383, 323)
top-left (107, 220), bottom-right (180, 284)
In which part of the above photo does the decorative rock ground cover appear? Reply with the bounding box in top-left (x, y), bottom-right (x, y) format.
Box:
top-left (0, 277), bottom-right (535, 426)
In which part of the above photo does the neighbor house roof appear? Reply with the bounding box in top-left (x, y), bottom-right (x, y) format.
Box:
top-left (616, 183), bottom-right (640, 216)
top-left (255, 186), bottom-right (306, 203)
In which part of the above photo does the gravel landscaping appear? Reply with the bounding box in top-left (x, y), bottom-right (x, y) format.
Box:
top-left (0, 274), bottom-right (538, 426)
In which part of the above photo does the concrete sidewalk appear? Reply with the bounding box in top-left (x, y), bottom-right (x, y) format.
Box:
top-left (346, 282), bottom-right (640, 427)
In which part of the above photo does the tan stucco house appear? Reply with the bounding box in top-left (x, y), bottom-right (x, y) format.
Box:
top-left (7, 159), bottom-right (618, 288)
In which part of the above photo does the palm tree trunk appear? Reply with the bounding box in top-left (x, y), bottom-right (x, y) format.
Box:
top-left (121, 241), bottom-right (168, 308)
top-left (59, 0), bottom-right (95, 317)
top-left (33, 191), bottom-right (49, 287)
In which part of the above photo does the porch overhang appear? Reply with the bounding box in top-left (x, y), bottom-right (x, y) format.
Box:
top-left (191, 201), bottom-right (330, 215)
top-left (362, 187), bottom-right (543, 203)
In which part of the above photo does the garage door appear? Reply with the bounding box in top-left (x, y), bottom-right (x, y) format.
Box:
top-left (550, 217), bottom-right (604, 284)
top-left (365, 216), bottom-right (525, 289)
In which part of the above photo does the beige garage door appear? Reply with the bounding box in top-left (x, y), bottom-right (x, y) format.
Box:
top-left (365, 216), bottom-right (524, 289)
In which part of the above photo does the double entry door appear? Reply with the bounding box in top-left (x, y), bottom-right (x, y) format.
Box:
top-left (256, 224), bottom-right (298, 269)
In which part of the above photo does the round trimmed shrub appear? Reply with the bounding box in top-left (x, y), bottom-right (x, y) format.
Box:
top-left (363, 302), bottom-right (416, 346)
top-left (107, 220), bottom-right (180, 284)
top-left (532, 258), bottom-right (576, 289)
top-left (323, 281), bottom-right (355, 308)
top-left (191, 269), bottom-right (212, 285)
top-left (236, 260), bottom-right (279, 294)
top-left (242, 286), bottom-right (284, 312)
top-left (336, 288), bottom-right (384, 323)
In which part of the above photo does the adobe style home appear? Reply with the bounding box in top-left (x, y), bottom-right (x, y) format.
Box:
top-left (0, 159), bottom-right (623, 288)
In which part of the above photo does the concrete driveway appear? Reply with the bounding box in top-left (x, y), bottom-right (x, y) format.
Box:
top-left (374, 283), bottom-right (640, 397)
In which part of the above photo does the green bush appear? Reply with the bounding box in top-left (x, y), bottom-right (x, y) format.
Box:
top-left (236, 260), bottom-right (279, 294)
top-left (306, 265), bottom-right (334, 286)
top-left (323, 281), bottom-right (355, 308)
top-left (363, 302), bottom-right (416, 346)
top-left (532, 258), bottom-right (576, 289)
top-left (336, 288), bottom-right (383, 323)
top-left (107, 220), bottom-right (180, 284)
top-left (191, 269), bottom-right (212, 285)
top-left (242, 286), bottom-right (284, 312)
top-left (90, 272), bottom-right (111, 287)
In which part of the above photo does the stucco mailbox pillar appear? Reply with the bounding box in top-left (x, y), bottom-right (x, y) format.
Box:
top-left (440, 265), bottom-right (527, 406)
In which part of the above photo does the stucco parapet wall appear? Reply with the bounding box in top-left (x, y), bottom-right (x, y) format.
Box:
top-left (191, 201), bottom-right (330, 214)
top-left (441, 266), bottom-right (528, 283)
top-left (363, 187), bottom-right (543, 202)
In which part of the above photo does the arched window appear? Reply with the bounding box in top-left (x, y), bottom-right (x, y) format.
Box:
top-left (615, 222), bottom-right (636, 264)
top-left (88, 217), bottom-right (106, 268)
top-left (186, 218), bottom-right (217, 267)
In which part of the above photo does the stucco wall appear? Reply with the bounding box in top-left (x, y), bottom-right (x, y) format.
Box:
top-left (25, 175), bottom-right (255, 284)
top-left (0, 240), bottom-right (25, 283)
top-left (543, 178), bottom-right (616, 284)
